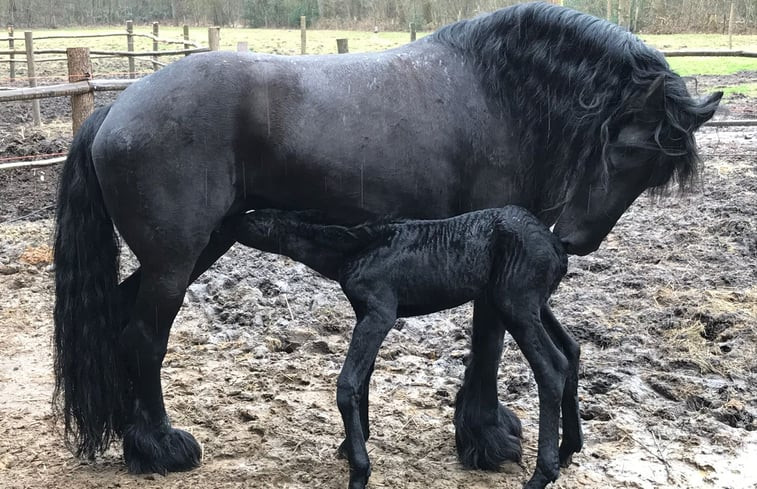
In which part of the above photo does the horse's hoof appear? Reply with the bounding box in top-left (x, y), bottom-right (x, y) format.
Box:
top-left (455, 402), bottom-right (523, 470)
top-left (123, 424), bottom-right (202, 474)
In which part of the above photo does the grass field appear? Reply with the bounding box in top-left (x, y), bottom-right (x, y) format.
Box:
top-left (5, 25), bottom-right (756, 84)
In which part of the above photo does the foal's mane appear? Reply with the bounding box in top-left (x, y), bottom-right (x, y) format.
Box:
top-left (428, 2), bottom-right (709, 206)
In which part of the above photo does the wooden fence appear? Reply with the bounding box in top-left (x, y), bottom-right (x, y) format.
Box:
top-left (1, 22), bottom-right (209, 78)
top-left (0, 21), bottom-right (215, 126)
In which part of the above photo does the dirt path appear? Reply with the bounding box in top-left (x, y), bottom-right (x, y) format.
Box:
top-left (1, 75), bottom-right (756, 488)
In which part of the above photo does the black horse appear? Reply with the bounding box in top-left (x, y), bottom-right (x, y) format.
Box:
top-left (232, 206), bottom-right (571, 489)
top-left (53, 1), bottom-right (721, 482)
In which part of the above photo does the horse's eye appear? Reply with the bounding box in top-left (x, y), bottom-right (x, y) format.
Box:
top-left (612, 144), bottom-right (656, 170)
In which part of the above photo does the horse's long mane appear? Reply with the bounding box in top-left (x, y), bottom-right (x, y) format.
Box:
top-left (428, 2), bottom-right (709, 208)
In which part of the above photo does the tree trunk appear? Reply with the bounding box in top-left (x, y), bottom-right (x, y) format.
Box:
top-left (632, 0), bottom-right (643, 32)
top-left (728, 0), bottom-right (735, 47)
top-left (618, 0), bottom-right (631, 29)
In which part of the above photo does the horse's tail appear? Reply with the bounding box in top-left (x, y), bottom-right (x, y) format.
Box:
top-left (53, 104), bottom-right (130, 459)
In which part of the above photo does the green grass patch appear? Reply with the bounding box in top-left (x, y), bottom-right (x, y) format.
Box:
top-left (712, 82), bottom-right (757, 98)
top-left (666, 57), bottom-right (757, 76)
top-left (640, 33), bottom-right (757, 76)
top-left (641, 33), bottom-right (757, 51)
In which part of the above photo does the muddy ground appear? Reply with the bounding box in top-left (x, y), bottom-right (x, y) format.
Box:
top-left (0, 66), bottom-right (756, 489)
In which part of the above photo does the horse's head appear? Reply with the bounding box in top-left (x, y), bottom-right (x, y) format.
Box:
top-left (554, 76), bottom-right (722, 255)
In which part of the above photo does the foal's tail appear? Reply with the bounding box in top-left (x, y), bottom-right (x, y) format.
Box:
top-left (53, 104), bottom-right (130, 459)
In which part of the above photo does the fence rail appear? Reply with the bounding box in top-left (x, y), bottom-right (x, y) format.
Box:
top-left (0, 47), bottom-right (210, 57)
top-left (2, 21), bottom-right (213, 82)
top-left (0, 78), bottom-right (133, 102)
top-left (661, 49), bottom-right (757, 57)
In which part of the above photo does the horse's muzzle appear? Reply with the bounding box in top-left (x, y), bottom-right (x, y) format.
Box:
top-left (559, 236), bottom-right (600, 256)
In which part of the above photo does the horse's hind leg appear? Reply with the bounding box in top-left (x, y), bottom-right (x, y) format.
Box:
top-left (116, 226), bottom-right (237, 473)
top-left (454, 297), bottom-right (522, 470)
top-left (119, 255), bottom-right (203, 474)
top-left (117, 229), bottom-right (236, 474)
top-left (118, 227), bottom-right (237, 313)
top-left (541, 305), bottom-right (582, 466)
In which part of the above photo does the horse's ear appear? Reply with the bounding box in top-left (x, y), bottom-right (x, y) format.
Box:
top-left (692, 91), bottom-right (723, 129)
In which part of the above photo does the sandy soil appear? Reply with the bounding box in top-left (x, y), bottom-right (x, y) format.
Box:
top-left (0, 69), bottom-right (756, 489)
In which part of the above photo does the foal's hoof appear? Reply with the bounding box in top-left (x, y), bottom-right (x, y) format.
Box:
top-left (558, 438), bottom-right (582, 467)
top-left (455, 403), bottom-right (523, 470)
top-left (337, 439), bottom-right (349, 459)
top-left (348, 465), bottom-right (371, 489)
top-left (123, 424), bottom-right (202, 474)
top-left (524, 462), bottom-right (560, 489)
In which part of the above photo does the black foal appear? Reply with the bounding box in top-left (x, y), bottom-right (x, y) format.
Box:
top-left (232, 206), bottom-right (580, 489)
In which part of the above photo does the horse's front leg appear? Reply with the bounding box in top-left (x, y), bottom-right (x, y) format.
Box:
top-left (541, 305), bottom-right (583, 466)
top-left (501, 302), bottom-right (568, 489)
top-left (454, 297), bottom-right (522, 470)
top-left (337, 296), bottom-right (397, 489)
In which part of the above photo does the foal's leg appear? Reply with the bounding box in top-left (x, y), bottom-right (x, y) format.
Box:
top-left (359, 360), bottom-right (375, 440)
top-left (337, 297), bottom-right (397, 489)
top-left (337, 359), bottom-right (375, 459)
top-left (541, 305), bottom-right (582, 466)
top-left (454, 297), bottom-right (522, 470)
top-left (501, 301), bottom-right (568, 489)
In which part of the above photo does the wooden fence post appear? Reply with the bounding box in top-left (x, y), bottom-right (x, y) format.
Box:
top-left (152, 22), bottom-right (159, 71)
top-left (336, 38), bottom-right (348, 54)
top-left (126, 20), bottom-right (135, 79)
top-left (24, 31), bottom-right (41, 126)
top-left (410, 22), bottom-right (417, 41)
top-left (728, 0), bottom-right (735, 50)
top-left (183, 25), bottom-right (190, 56)
top-left (237, 41), bottom-right (248, 52)
top-left (8, 25), bottom-right (14, 82)
top-left (208, 27), bottom-right (220, 51)
top-left (67, 47), bottom-right (94, 135)
top-left (300, 16), bottom-right (306, 54)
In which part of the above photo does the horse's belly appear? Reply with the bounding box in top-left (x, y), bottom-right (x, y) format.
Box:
top-left (245, 151), bottom-right (461, 220)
